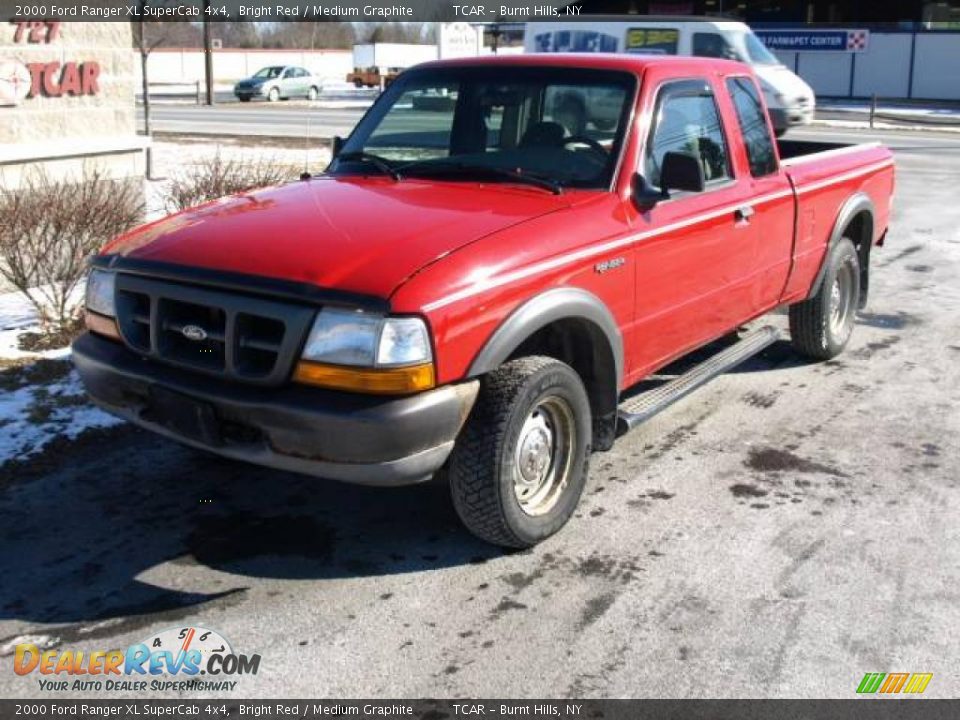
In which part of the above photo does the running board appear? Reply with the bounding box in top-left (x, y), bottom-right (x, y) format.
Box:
top-left (617, 326), bottom-right (781, 432)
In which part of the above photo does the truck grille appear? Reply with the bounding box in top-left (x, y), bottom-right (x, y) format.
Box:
top-left (114, 275), bottom-right (315, 386)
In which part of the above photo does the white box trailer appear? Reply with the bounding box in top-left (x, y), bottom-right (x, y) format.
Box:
top-left (352, 43), bottom-right (438, 71)
top-left (348, 43), bottom-right (439, 88)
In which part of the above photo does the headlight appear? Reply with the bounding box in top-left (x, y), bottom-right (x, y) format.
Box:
top-left (85, 269), bottom-right (116, 317)
top-left (301, 309), bottom-right (432, 367)
top-left (300, 308), bottom-right (380, 366)
top-left (295, 309), bottom-right (435, 394)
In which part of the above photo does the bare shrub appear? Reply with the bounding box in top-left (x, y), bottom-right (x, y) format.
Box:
top-left (0, 168), bottom-right (144, 337)
top-left (164, 152), bottom-right (300, 213)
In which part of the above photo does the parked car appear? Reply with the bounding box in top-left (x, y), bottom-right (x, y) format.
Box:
top-left (75, 55), bottom-right (894, 548)
top-left (526, 18), bottom-right (816, 136)
top-left (233, 65), bottom-right (321, 102)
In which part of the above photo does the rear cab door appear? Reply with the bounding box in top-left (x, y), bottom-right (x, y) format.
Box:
top-left (721, 73), bottom-right (796, 309)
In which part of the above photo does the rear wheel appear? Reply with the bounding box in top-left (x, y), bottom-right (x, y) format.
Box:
top-left (448, 356), bottom-right (592, 548)
top-left (307, 86), bottom-right (319, 101)
top-left (789, 237), bottom-right (860, 360)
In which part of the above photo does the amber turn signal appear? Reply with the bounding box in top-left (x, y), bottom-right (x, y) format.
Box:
top-left (85, 310), bottom-right (122, 342)
top-left (293, 361), bottom-right (436, 395)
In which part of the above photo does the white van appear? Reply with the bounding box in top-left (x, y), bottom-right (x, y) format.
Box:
top-left (524, 18), bottom-right (815, 135)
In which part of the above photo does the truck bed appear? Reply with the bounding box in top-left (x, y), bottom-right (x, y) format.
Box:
top-left (777, 138), bottom-right (878, 164)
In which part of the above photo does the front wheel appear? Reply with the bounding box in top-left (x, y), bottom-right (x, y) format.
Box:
top-left (267, 87), bottom-right (280, 102)
top-left (789, 237), bottom-right (861, 360)
top-left (448, 356), bottom-right (592, 548)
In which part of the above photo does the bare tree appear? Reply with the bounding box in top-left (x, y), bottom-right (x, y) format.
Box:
top-left (0, 169), bottom-right (144, 337)
top-left (360, 22), bottom-right (431, 44)
top-left (163, 152), bottom-right (300, 212)
top-left (261, 21), bottom-right (354, 49)
top-left (131, 5), bottom-right (176, 178)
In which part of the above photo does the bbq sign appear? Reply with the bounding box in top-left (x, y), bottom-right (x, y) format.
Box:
top-left (1, 21), bottom-right (100, 106)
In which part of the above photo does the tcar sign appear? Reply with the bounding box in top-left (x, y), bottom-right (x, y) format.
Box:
top-left (4, 20), bottom-right (101, 105)
top-left (0, 60), bottom-right (31, 105)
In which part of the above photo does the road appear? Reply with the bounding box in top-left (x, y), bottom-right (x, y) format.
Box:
top-left (2, 126), bottom-right (959, 699)
top-left (142, 100), bottom-right (960, 140)
top-left (144, 103), bottom-right (367, 138)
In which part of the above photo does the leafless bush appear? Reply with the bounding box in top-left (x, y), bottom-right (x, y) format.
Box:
top-left (163, 151), bottom-right (300, 213)
top-left (0, 168), bottom-right (144, 337)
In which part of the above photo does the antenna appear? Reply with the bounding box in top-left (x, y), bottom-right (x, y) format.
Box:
top-left (303, 20), bottom-right (320, 179)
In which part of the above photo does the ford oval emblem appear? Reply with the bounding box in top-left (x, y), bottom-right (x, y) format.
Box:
top-left (181, 324), bottom-right (208, 342)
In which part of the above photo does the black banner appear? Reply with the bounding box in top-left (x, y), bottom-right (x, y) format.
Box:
top-left (0, 1), bottom-right (581, 23)
top-left (1, 701), bottom-right (960, 720)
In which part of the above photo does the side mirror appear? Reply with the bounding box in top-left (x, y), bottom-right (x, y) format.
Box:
top-left (331, 136), bottom-right (344, 158)
top-left (661, 151), bottom-right (705, 193)
top-left (631, 173), bottom-right (667, 212)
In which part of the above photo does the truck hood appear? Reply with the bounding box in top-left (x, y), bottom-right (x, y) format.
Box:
top-left (104, 176), bottom-right (571, 299)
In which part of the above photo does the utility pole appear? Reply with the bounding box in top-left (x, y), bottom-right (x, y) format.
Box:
top-left (202, 0), bottom-right (214, 105)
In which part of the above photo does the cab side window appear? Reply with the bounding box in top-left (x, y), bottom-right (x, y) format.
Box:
top-left (727, 77), bottom-right (778, 177)
top-left (644, 80), bottom-right (731, 191)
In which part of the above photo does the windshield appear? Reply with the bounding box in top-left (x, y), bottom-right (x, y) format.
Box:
top-left (253, 66), bottom-right (284, 79)
top-left (334, 67), bottom-right (636, 190)
top-left (743, 33), bottom-right (781, 65)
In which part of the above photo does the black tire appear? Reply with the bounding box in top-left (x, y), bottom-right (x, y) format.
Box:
top-left (238, 96), bottom-right (251, 103)
top-left (789, 237), bottom-right (861, 360)
top-left (449, 356), bottom-right (592, 549)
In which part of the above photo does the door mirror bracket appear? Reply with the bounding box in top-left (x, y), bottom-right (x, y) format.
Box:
top-left (631, 173), bottom-right (668, 212)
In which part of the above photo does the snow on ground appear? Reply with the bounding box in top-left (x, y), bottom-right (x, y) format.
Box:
top-left (0, 288), bottom-right (122, 465)
top-left (812, 118), bottom-right (960, 134)
top-left (818, 98), bottom-right (960, 120)
top-left (0, 360), bottom-right (123, 463)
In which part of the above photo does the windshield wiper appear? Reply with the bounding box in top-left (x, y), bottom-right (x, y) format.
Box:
top-left (397, 161), bottom-right (563, 195)
top-left (336, 151), bottom-right (400, 181)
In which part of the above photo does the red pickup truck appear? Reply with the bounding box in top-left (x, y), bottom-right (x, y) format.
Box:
top-left (74, 55), bottom-right (894, 548)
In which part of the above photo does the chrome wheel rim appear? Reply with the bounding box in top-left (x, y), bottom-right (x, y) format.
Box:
top-left (828, 262), bottom-right (856, 338)
top-left (513, 396), bottom-right (576, 517)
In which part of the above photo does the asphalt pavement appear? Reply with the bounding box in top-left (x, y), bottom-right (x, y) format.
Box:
top-left (2, 126), bottom-right (959, 699)
top-left (141, 99), bottom-right (960, 141)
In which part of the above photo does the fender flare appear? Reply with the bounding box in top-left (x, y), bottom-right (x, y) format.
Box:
top-left (807, 192), bottom-right (875, 299)
top-left (467, 287), bottom-right (624, 390)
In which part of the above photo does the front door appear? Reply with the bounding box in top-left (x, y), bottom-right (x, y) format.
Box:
top-left (623, 71), bottom-right (760, 378)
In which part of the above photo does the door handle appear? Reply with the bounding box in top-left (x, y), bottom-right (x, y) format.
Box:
top-left (735, 205), bottom-right (755, 223)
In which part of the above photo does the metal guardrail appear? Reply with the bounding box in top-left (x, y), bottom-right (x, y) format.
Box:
top-left (140, 81), bottom-right (204, 104)
top-left (819, 95), bottom-right (960, 128)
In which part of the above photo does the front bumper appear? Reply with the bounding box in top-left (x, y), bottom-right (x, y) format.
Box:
top-left (234, 85), bottom-right (264, 98)
top-left (769, 104), bottom-right (815, 130)
top-left (72, 333), bottom-right (478, 486)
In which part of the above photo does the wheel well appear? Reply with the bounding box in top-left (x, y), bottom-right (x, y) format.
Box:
top-left (843, 210), bottom-right (874, 307)
top-left (508, 318), bottom-right (619, 451)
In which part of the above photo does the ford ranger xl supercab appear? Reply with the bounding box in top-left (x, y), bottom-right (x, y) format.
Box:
top-left (74, 55), bottom-right (895, 548)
